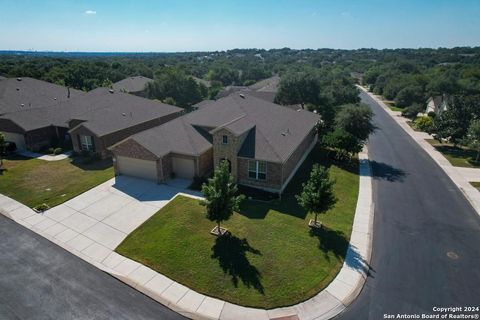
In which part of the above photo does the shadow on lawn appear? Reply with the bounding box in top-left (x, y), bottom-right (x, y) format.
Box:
top-left (71, 158), bottom-right (113, 171)
top-left (309, 226), bottom-right (375, 277)
top-left (433, 145), bottom-right (480, 167)
top-left (211, 234), bottom-right (264, 294)
top-left (370, 161), bottom-right (406, 182)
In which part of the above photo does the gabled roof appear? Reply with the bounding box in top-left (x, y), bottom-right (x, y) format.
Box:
top-left (121, 93), bottom-right (319, 163)
top-left (112, 76), bottom-right (153, 93)
top-left (1, 87), bottom-right (182, 135)
top-left (0, 77), bottom-right (83, 115)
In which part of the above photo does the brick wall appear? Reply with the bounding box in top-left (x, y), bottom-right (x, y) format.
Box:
top-left (198, 148), bottom-right (214, 177)
top-left (281, 127), bottom-right (316, 185)
top-left (25, 126), bottom-right (57, 151)
top-left (70, 126), bottom-right (106, 157)
top-left (237, 158), bottom-right (283, 191)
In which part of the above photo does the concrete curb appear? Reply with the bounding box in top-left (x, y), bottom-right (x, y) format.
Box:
top-left (358, 85), bottom-right (480, 217)
top-left (0, 152), bottom-right (374, 320)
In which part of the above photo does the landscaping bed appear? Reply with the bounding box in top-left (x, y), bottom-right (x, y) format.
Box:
top-left (0, 155), bottom-right (114, 209)
top-left (426, 139), bottom-right (480, 168)
top-left (116, 147), bottom-right (359, 308)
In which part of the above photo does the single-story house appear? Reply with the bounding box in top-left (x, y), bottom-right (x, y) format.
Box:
top-left (0, 77), bottom-right (83, 150)
top-left (68, 88), bottom-right (183, 158)
top-left (0, 87), bottom-right (182, 153)
top-left (0, 77), bottom-right (82, 115)
top-left (109, 93), bottom-right (320, 193)
top-left (425, 94), bottom-right (450, 115)
top-left (112, 76), bottom-right (153, 97)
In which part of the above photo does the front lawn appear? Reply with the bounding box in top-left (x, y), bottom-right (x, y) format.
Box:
top-left (116, 146), bottom-right (359, 308)
top-left (470, 182), bottom-right (480, 191)
top-left (426, 139), bottom-right (480, 168)
top-left (0, 155), bottom-right (114, 208)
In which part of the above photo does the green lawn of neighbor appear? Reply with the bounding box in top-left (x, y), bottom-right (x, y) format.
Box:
top-left (470, 182), bottom-right (480, 191)
top-left (426, 139), bottom-right (480, 168)
top-left (0, 155), bottom-right (114, 209)
top-left (116, 146), bottom-right (359, 308)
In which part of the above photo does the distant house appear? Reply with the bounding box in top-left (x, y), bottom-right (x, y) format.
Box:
top-left (109, 93), bottom-right (320, 194)
top-left (215, 75), bottom-right (280, 103)
top-left (112, 76), bottom-right (153, 97)
top-left (0, 77), bottom-right (83, 150)
top-left (0, 87), bottom-right (182, 154)
top-left (425, 95), bottom-right (450, 115)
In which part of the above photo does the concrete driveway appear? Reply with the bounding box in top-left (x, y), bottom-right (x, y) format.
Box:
top-left (8, 176), bottom-right (202, 263)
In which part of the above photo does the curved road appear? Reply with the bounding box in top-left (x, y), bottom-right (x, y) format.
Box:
top-left (1, 91), bottom-right (479, 320)
top-left (336, 92), bottom-right (480, 319)
top-left (0, 215), bottom-right (185, 320)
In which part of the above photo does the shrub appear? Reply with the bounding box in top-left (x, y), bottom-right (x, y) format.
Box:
top-left (48, 147), bottom-right (55, 155)
top-left (427, 111), bottom-right (436, 118)
top-left (53, 147), bottom-right (63, 155)
top-left (414, 116), bottom-right (434, 133)
top-left (401, 103), bottom-right (423, 120)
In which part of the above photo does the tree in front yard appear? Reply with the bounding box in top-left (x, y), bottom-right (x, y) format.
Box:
top-left (201, 160), bottom-right (245, 235)
top-left (296, 164), bottom-right (337, 228)
top-left (461, 119), bottom-right (480, 162)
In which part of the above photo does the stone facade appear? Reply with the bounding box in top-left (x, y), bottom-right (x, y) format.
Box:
top-left (197, 148), bottom-right (214, 177)
top-left (212, 128), bottom-right (249, 179)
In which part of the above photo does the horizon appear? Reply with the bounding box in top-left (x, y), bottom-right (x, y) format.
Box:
top-left (1, 0), bottom-right (479, 52)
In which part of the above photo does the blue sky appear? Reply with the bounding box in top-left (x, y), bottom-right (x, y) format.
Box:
top-left (1, 0), bottom-right (479, 52)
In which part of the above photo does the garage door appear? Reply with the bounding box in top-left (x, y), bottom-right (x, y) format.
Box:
top-left (116, 156), bottom-right (157, 181)
top-left (3, 132), bottom-right (26, 151)
top-left (171, 157), bottom-right (195, 179)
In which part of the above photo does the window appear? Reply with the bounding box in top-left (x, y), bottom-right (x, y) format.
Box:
top-left (80, 135), bottom-right (93, 152)
top-left (248, 160), bottom-right (266, 180)
top-left (222, 135), bottom-right (228, 144)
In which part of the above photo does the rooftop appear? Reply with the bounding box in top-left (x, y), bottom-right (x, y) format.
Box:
top-left (0, 77), bottom-right (83, 115)
top-left (112, 76), bottom-right (153, 93)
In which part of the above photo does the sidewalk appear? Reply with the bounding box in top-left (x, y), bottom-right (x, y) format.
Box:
top-left (359, 85), bottom-right (480, 217)
top-left (18, 150), bottom-right (72, 161)
top-left (0, 152), bottom-right (374, 320)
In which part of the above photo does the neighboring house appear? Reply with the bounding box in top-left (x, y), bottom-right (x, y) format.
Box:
top-left (0, 77), bottom-right (83, 149)
top-left (0, 77), bottom-right (82, 115)
top-left (112, 76), bottom-right (153, 97)
top-left (67, 88), bottom-right (183, 158)
top-left (425, 95), bottom-right (450, 115)
top-left (109, 93), bottom-right (320, 194)
top-left (0, 87), bottom-right (182, 154)
top-left (215, 75), bottom-right (281, 103)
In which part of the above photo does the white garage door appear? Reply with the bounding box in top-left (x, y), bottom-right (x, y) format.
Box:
top-left (172, 157), bottom-right (195, 179)
top-left (3, 132), bottom-right (26, 151)
top-left (116, 156), bottom-right (157, 181)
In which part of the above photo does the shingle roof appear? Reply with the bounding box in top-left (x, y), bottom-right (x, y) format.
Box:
top-left (0, 77), bottom-right (83, 115)
top-left (124, 93), bottom-right (319, 163)
top-left (112, 76), bottom-right (153, 93)
top-left (248, 75), bottom-right (280, 92)
top-left (1, 87), bottom-right (182, 136)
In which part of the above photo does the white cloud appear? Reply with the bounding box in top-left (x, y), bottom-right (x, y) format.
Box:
top-left (85, 10), bottom-right (96, 15)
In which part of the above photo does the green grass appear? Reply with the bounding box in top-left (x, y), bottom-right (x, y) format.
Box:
top-left (0, 155), bottom-right (114, 208)
top-left (389, 106), bottom-right (404, 112)
top-left (470, 182), bottom-right (480, 190)
top-left (116, 146), bottom-right (359, 308)
top-left (426, 139), bottom-right (480, 168)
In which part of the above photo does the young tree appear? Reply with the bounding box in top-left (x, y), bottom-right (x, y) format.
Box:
top-left (296, 164), bottom-right (337, 228)
top-left (201, 160), bottom-right (245, 235)
top-left (461, 119), bottom-right (480, 162)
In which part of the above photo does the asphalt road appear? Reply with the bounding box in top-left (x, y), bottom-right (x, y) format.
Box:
top-left (0, 214), bottom-right (186, 320)
top-left (336, 92), bottom-right (480, 319)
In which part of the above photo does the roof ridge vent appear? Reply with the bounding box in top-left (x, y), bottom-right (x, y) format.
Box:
top-left (239, 93), bottom-right (245, 99)
top-left (17, 77), bottom-right (22, 81)
top-left (109, 89), bottom-right (114, 94)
